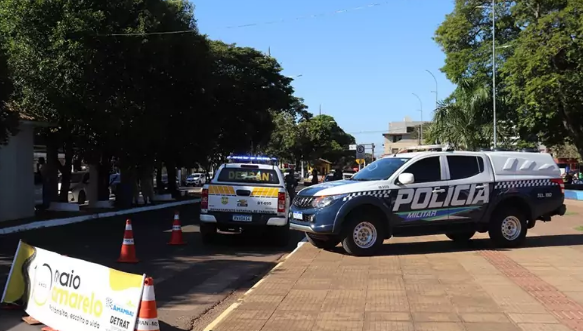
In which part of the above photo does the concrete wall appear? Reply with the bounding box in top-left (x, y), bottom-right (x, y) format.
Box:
top-left (383, 137), bottom-right (419, 155)
top-left (0, 123), bottom-right (35, 222)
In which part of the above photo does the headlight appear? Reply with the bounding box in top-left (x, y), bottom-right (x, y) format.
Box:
top-left (311, 194), bottom-right (346, 209)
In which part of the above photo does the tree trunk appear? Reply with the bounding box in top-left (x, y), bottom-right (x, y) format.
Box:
top-left (97, 154), bottom-right (111, 201)
top-left (58, 143), bottom-right (74, 202)
top-left (45, 136), bottom-right (60, 204)
top-left (166, 161), bottom-right (178, 197)
top-left (117, 162), bottom-right (134, 209)
top-left (156, 164), bottom-right (163, 194)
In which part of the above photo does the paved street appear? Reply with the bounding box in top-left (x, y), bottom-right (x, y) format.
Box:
top-left (0, 203), bottom-right (304, 331)
top-left (210, 201), bottom-right (583, 331)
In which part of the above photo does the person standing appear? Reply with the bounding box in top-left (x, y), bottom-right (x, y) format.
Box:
top-left (285, 168), bottom-right (297, 201)
top-left (333, 167), bottom-right (343, 181)
top-left (140, 165), bottom-right (155, 205)
top-left (38, 157), bottom-right (50, 209)
top-left (311, 168), bottom-right (319, 185)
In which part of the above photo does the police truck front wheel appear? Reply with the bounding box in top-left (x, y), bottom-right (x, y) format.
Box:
top-left (341, 214), bottom-right (384, 256)
top-left (200, 223), bottom-right (217, 244)
top-left (445, 231), bottom-right (476, 243)
top-left (488, 207), bottom-right (527, 248)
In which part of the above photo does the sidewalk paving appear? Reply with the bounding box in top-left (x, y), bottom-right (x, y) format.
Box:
top-left (210, 211), bottom-right (583, 331)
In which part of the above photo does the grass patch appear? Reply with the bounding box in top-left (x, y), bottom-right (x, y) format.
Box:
top-left (575, 226), bottom-right (583, 232)
top-left (566, 211), bottom-right (578, 216)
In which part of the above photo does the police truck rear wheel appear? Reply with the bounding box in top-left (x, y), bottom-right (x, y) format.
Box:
top-left (488, 208), bottom-right (527, 248)
top-left (306, 233), bottom-right (340, 250)
top-left (200, 223), bottom-right (217, 244)
top-left (445, 231), bottom-right (476, 242)
top-left (342, 214), bottom-right (384, 256)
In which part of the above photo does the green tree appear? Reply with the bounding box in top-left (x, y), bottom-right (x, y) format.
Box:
top-left (435, 0), bottom-right (583, 155)
top-left (299, 115), bottom-right (355, 164)
top-left (0, 0), bottom-right (214, 200)
top-left (502, 1), bottom-right (583, 156)
top-left (433, 0), bottom-right (522, 148)
top-left (0, 44), bottom-right (18, 146)
top-left (208, 41), bottom-right (299, 157)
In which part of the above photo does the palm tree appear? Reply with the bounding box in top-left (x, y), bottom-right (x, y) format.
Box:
top-left (426, 77), bottom-right (498, 150)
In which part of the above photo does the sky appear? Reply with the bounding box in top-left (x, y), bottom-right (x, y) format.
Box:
top-left (193, 0), bottom-right (457, 157)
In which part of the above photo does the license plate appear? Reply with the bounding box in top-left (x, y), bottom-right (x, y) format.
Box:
top-left (292, 212), bottom-right (303, 220)
top-left (232, 215), bottom-right (252, 222)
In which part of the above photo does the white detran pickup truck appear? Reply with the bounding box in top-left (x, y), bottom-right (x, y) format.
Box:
top-left (199, 156), bottom-right (290, 245)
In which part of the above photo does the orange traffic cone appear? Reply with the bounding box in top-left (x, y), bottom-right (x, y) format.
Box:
top-left (117, 219), bottom-right (139, 263)
top-left (135, 277), bottom-right (160, 331)
top-left (168, 212), bottom-right (186, 245)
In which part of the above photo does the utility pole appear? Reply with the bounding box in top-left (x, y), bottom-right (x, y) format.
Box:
top-left (319, 104), bottom-right (322, 116)
top-left (492, 0), bottom-right (497, 148)
top-left (267, 46), bottom-right (271, 57)
top-left (371, 143), bottom-right (375, 162)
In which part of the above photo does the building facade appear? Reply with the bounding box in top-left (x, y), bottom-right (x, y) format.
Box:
top-left (0, 121), bottom-right (38, 222)
top-left (382, 117), bottom-right (432, 155)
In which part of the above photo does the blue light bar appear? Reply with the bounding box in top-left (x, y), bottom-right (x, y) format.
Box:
top-left (227, 155), bottom-right (278, 164)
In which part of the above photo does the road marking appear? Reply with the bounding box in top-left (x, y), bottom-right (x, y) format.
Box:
top-left (203, 238), bottom-right (308, 331)
top-left (0, 199), bottom-right (201, 235)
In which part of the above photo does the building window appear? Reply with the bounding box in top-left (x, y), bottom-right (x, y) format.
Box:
top-left (392, 135), bottom-right (402, 143)
top-left (391, 148), bottom-right (399, 154)
top-left (406, 126), bottom-right (415, 133)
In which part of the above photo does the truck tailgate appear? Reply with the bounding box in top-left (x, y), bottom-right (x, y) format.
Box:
top-left (207, 184), bottom-right (280, 214)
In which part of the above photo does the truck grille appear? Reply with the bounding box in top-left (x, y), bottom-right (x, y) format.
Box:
top-left (293, 196), bottom-right (314, 208)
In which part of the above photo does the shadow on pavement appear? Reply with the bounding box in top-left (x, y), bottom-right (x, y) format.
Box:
top-left (159, 320), bottom-right (184, 331)
top-left (330, 233), bottom-right (583, 256)
top-left (0, 202), bottom-right (302, 292)
top-left (0, 310), bottom-right (32, 331)
top-left (0, 203), bottom-right (301, 331)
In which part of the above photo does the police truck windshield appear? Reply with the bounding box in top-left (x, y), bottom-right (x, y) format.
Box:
top-left (351, 158), bottom-right (410, 181)
top-left (218, 168), bottom-right (280, 184)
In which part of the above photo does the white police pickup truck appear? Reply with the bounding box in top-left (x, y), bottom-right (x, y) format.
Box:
top-left (200, 156), bottom-right (290, 245)
top-left (290, 151), bottom-right (567, 256)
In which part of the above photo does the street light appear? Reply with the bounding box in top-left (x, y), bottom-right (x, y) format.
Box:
top-left (412, 93), bottom-right (423, 144)
top-left (477, 0), bottom-right (497, 148)
top-left (425, 70), bottom-right (438, 113)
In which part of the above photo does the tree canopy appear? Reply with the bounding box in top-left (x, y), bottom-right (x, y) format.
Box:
top-left (433, 0), bottom-right (582, 155)
top-left (0, 44), bottom-right (17, 145)
top-left (0, 0), bottom-right (355, 202)
top-left (264, 113), bottom-right (356, 165)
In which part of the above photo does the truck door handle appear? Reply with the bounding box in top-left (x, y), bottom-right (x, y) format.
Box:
top-left (432, 189), bottom-right (445, 193)
top-left (475, 185), bottom-right (485, 189)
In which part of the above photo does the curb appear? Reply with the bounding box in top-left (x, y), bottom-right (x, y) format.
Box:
top-left (203, 238), bottom-right (308, 331)
top-left (0, 198), bottom-right (201, 235)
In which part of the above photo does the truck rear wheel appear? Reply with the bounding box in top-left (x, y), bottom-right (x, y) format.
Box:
top-left (200, 223), bottom-right (217, 244)
top-left (341, 212), bottom-right (385, 256)
top-left (445, 231), bottom-right (475, 243)
top-left (488, 207), bottom-right (527, 248)
top-left (306, 233), bottom-right (340, 250)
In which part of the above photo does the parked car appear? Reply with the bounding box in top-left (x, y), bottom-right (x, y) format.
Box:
top-left (186, 173), bottom-right (206, 186)
top-left (58, 171), bottom-right (90, 204)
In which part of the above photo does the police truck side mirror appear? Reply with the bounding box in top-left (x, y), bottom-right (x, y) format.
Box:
top-left (398, 173), bottom-right (414, 185)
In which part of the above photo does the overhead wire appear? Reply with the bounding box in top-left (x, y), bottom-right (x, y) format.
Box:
top-left (98, 1), bottom-right (391, 37)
